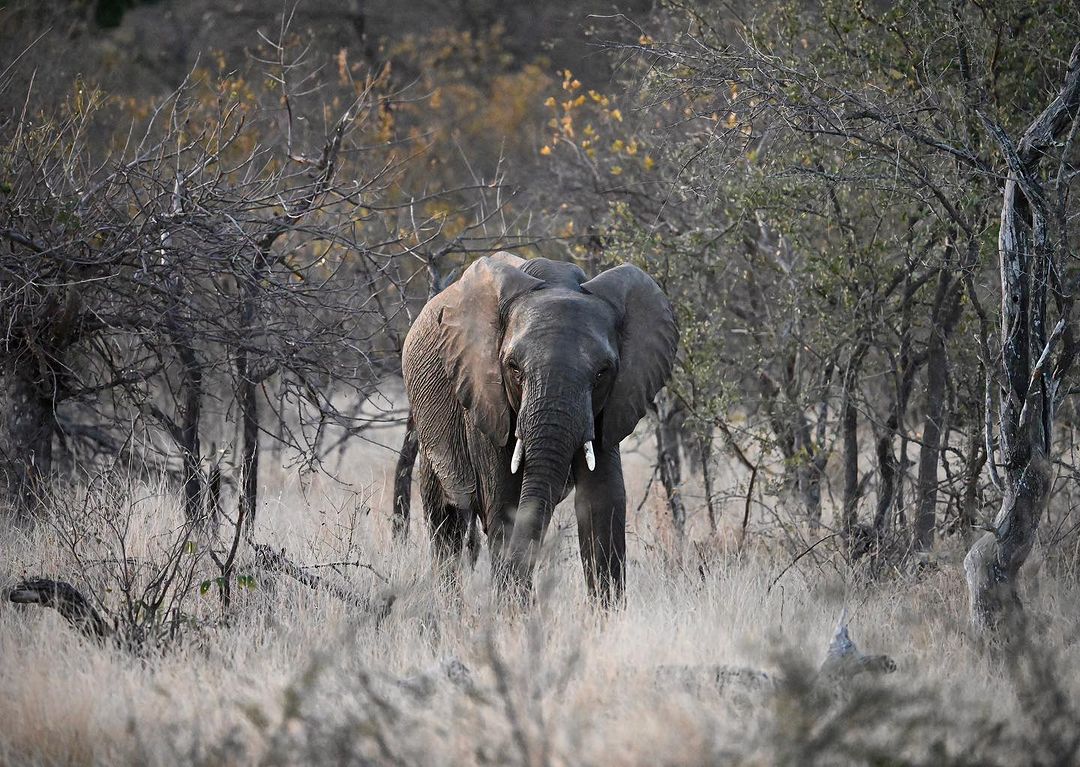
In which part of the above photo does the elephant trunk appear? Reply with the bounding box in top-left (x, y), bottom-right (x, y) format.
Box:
top-left (505, 380), bottom-right (594, 588)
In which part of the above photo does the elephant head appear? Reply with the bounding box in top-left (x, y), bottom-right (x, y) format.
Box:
top-left (438, 253), bottom-right (678, 586)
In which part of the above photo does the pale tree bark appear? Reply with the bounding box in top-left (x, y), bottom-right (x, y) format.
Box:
top-left (655, 389), bottom-right (687, 536)
top-left (964, 43), bottom-right (1080, 634)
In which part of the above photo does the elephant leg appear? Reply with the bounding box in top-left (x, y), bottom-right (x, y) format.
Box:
top-left (572, 444), bottom-right (627, 607)
top-left (485, 511), bottom-right (516, 588)
top-left (418, 455), bottom-right (472, 569)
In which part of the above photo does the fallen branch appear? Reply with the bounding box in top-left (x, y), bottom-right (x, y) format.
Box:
top-left (653, 611), bottom-right (896, 695)
top-left (8, 578), bottom-right (112, 641)
top-left (252, 543), bottom-right (395, 621)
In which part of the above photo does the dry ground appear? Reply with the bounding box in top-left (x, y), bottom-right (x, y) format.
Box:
top-left (2, 433), bottom-right (1079, 766)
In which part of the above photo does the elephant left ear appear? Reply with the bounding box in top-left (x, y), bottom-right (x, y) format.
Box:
top-left (582, 264), bottom-right (679, 448)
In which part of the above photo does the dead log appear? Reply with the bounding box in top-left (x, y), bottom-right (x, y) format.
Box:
top-left (653, 611), bottom-right (895, 695)
top-left (8, 578), bottom-right (111, 641)
top-left (252, 543), bottom-right (395, 622)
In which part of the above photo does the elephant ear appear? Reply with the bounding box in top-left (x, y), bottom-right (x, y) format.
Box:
top-left (582, 264), bottom-right (679, 448)
top-left (439, 253), bottom-right (544, 446)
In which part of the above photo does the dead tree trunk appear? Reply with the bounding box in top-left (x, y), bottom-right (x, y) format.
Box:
top-left (913, 268), bottom-right (964, 553)
top-left (964, 44), bottom-right (1080, 634)
top-left (656, 390), bottom-right (687, 536)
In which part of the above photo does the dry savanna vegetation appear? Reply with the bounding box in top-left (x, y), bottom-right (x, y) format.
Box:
top-left (3, 1), bottom-right (1080, 765)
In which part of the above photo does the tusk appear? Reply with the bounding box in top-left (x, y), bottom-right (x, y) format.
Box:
top-left (584, 441), bottom-right (596, 471)
top-left (510, 439), bottom-right (524, 474)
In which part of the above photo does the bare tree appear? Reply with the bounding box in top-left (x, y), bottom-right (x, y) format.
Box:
top-left (964, 44), bottom-right (1080, 633)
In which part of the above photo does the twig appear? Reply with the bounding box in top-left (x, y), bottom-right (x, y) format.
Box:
top-left (767, 533), bottom-right (842, 594)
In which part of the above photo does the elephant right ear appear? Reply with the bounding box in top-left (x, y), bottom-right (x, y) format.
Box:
top-left (439, 253), bottom-right (544, 446)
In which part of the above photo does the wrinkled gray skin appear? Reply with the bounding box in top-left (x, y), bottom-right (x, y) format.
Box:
top-left (402, 253), bottom-right (678, 603)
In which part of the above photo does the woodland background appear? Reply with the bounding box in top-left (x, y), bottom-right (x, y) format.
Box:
top-left (2, 1), bottom-right (1080, 764)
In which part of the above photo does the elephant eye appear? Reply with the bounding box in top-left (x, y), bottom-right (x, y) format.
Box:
top-left (506, 359), bottom-right (522, 380)
top-left (595, 367), bottom-right (608, 381)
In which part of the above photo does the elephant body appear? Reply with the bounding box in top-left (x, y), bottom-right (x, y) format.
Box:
top-left (402, 253), bottom-right (677, 602)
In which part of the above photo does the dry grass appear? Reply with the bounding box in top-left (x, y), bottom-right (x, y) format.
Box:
top-left (2, 439), bottom-right (1079, 766)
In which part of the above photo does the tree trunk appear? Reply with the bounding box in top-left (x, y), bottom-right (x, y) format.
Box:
top-left (759, 368), bottom-right (825, 527)
top-left (965, 43), bottom-right (1080, 633)
top-left (914, 270), bottom-right (964, 553)
top-left (655, 391), bottom-right (686, 536)
top-left (237, 356), bottom-right (259, 531)
top-left (840, 364), bottom-right (860, 535)
top-left (392, 413), bottom-right (419, 539)
top-left (0, 359), bottom-right (52, 518)
top-left (957, 428), bottom-right (986, 541)
top-left (173, 339), bottom-right (203, 523)
top-left (700, 433), bottom-right (716, 532)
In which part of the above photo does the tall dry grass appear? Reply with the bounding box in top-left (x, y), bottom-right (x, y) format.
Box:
top-left (1, 437), bottom-right (1078, 766)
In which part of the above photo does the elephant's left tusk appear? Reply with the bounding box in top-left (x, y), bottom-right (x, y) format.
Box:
top-left (510, 438), bottom-right (524, 474)
top-left (583, 441), bottom-right (596, 471)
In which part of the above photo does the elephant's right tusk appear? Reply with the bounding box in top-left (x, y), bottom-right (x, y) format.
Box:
top-left (510, 438), bottom-right (524, 474)
top-left (583, 441), bottom-right (596, 471)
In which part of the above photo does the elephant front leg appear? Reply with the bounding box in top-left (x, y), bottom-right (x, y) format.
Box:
top-left (572, 445), bottom-right (626, 606)
top-left (418, 455), bottom-right (472, 574)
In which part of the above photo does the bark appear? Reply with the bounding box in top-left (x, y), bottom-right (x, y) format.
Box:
top-left (392, 413), bottom-right (419, 539)
top-left (914, 270), bottom-right (964, 552)
top-left (0, 359), bottom-right (52, 517)
top-left (161, 192), bottom-right (204, 522)
top-left (655, 391), bottom-right (686, 535)
top-left (699, 433), bottom-right (716, 531)
top-left (759, 366), bottom-right (826, 527)
top-left (872, 429), bottom-right (897, 533)
top-left (957, 428), bottom-right (986, 540)
top-left (237, 354), bottom-right (259, 531)
top-left (172, 336), bottom-right (203, 523)
top-left (965, 43), bottom-right (1080, 633)
top-left (8, 578), bottom-right (111, 641)
top-left (840, 359), bottom-right (861, 534)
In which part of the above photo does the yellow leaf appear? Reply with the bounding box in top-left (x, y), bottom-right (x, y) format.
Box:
top-left (611, 139), bottom-right (624, 152)
top-left (610, 165), bottom-right (623, 175)
top-left (610, 108), bottom-right (623, 122)
top-left (544, 96), bottom-right (556, 108)
top-left (540, 145), bottom-right (552, 156)
top-left (643, 155), bottom-right (655, 170)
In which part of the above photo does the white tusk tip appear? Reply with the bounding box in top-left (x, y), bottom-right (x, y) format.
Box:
top-left (584, 441), bottom-right (596, 471)
top-left (510, 439), bottom-right (523, 474)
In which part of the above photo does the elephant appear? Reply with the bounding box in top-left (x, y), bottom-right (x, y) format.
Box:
top-left (401, 252), bottom-right (678, 603)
